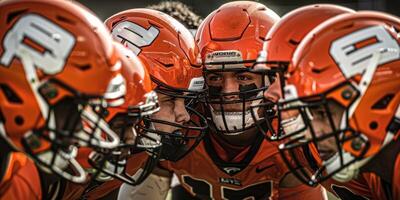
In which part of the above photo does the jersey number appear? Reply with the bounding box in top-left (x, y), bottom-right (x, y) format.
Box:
top-left (182, 175), bottom-right (273, 200)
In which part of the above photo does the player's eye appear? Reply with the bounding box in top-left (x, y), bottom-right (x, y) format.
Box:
top-left (206, 74), bottom-right (222, 82)
top-left (236, 73), bottom-right (253, 81)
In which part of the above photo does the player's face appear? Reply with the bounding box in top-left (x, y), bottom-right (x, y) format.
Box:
top-left (280, 100), bottom-right (345, 160)
top-left (205, 71), bottom-right (263, 111)
top-left (308, 101), bottom-right (345, 160)
top-left (150, 93), bottom-right (190, 134)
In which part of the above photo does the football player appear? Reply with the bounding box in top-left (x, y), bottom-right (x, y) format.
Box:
top-left (71, 8), bottom-right (208, 200)
top-left (60, 43), bottom-right (161, 200)
top-left (259, 4), bottom-right (382, 199)
top-left (118, 2), bottom-right (326, 200)
top-left (146, 1), bottom-right (206, 196)
top-left (0, 0), bottom-right (126, 198)
top-left (257, 4), bottom-right (355, 139)
top-left (275, 11), bottom-right (400, 200)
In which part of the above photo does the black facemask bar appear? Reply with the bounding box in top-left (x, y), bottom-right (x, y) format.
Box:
top-left (277, 81), bottom-right (370, 186)
top-left (202, 60), bottom-right (277, 137)
top-left (136, 80), bottom-right (208, 161)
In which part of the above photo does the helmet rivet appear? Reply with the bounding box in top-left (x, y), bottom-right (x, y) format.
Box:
top-left (25, 134), bottom-right (41, 150)
top-left (351, 137), bottom-right (364, 151)
top-left (102, 109), bottom-right (109, 117)
top-left (341, 89), bottom-right (353, 100)
top-left (40, 83), bottom-right (58, 100)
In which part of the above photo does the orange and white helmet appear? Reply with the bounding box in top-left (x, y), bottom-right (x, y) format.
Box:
top-left (259, 4), bottom-right (355, 140)
top-left (196, 1), bottom-right (280, 136)
top-left (278, 11), bottom-right (400, 185)
top-left (105, 9), bottom-right (207, 162)
top-left (0, 0), bottom-right (125, 183)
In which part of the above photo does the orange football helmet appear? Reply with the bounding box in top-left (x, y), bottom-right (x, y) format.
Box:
top-left (105, 8), bottom-right (207, 162)
top-left (278, 11), bottom-right (400, 186)
top-left (258, 4), bottom-right (355, 140)
top-left (0, 0), bottom-right (125, 183)
top-left (196, 1), bottom-right (280, 136)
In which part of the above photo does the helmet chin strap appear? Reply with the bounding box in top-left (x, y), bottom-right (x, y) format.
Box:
top-left (210, 91), bottom-right (263, 136)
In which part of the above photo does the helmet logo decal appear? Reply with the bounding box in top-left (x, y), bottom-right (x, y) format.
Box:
top-left (188, 76), bottom-right (204, 91)
top-left (205, 50), bottom-right (244, 70)
top-left (329, 25), bottom-right (400, 78)
top-left (1, 14), bottom-right (76, 74)
top-left (111, 21), bottom-right (160, 55)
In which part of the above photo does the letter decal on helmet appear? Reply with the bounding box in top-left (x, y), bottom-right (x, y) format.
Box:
top-left (1, 14), bottom-right (75, 75)
top-left (110, 21), bottom-right (160, 55)
top-left (329, 25), bottom-right (400, 78)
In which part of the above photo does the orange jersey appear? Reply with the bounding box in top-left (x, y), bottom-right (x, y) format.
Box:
top-left (0, 152), bottom-right (42, 200)
top-left (160, 133), bottom-right (323, 200)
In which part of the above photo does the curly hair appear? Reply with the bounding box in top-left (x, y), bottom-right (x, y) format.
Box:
top-left (147, 1), bottom-right (202, 29)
